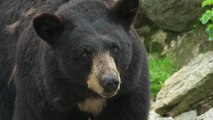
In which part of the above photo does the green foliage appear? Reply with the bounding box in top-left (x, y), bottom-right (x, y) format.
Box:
top-left (200, 0), bottom-right (213, 41)
top-left (149, 54), bottom-right (179, 99)
top-left (202, 0), bottom-right (213, 7)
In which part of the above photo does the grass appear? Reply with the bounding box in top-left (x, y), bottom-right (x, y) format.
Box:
top-left (149, 54), bottom-right (179, 99)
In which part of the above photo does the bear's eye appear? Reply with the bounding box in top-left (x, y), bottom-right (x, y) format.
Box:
top-left (110, 44), bottom-right (119, 53)
top-left (81, 49), bottom-right (91, 58)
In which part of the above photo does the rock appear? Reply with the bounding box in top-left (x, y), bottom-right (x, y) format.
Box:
top-left (149, 110), bottom-right (174, 120)
top-left (161, 27), bottom-right (213, 66)
top-left (174, 110), bottom-right (197, 120)
top-left (140, 0), bottom-right (203, 31)
top-left (154, 51), bottom-right (213, 117)
top-left (151, 30), bottom-right (167, 46)
top-left (196, 108), bottom-right (213, 120)
top-left (171, 28), bottom-right (210, 65)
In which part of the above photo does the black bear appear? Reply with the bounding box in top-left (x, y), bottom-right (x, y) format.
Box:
top-left (0, 0), bottom-right (150, 120)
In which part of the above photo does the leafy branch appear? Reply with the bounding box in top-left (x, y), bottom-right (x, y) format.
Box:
top-left (200, 0), bottom-right (213, 41)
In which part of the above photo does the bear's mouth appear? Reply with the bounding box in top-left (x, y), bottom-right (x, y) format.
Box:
top-left (99, 87), bottom-right (120, 98)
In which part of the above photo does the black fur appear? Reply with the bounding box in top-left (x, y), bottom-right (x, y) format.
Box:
top-left (0, 0), bottom-right (150, 120)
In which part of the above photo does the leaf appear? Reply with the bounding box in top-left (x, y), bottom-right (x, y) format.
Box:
top-left (206, 24), bottom-right (213, 41)
top-left (200, 10), bottom-right (213, 24)
top-left (201, 0), bottom-right (213, 41)
top-left (202, 0), bottom-right (213, 7)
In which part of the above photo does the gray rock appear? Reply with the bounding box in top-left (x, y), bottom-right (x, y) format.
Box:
top-left (154, 51), bottom-right (213, 117)
top-left (174, 110), bottom-right (197, 120)
top-left (140, 0), bottom-right (203, 31)
top-left (196, 109), bottom-right (213, 120)
top-left (149, 110), bottom-right (174, 120)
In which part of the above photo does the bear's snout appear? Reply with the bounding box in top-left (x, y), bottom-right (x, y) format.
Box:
top-left (87, 52), bottom-right (121, 98)
top-left (100, 74), bottom-right (120, 93)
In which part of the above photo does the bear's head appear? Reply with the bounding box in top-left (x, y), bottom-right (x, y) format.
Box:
top-left (32, 0), bottom-right (139, 111)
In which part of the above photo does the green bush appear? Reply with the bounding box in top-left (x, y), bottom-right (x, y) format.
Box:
top-left (200, 0), bottom-right (213, 41)
top-left (149, 54), bottom-right (179, 99)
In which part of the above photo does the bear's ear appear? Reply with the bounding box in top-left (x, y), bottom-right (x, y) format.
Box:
top-left (111, 0), bottom-right (139, 25)
top-left (33, 13), bottom-right (64, 44)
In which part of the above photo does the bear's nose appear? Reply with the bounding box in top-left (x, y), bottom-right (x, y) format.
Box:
top-left (101, 75), bottom-right (119, 93)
